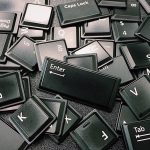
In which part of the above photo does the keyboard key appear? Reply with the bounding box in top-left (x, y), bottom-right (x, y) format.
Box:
top-left (99, 56), bottom-right (134, 85)
top-left (64, 54), bottom-right (98, 71)
top-left (40, 97), bottom-right (67, 136)
top-left (0, 0), bottom-right (48, 11)
top-left (50, 104), bottom-right (82, 144)
top-left (112, 21), bottom-right (139, 42)
top-left (5, 35), bottom-right (37, 71)
top-left (0, 118), bottom-right (28, 150)
top-left (135, 16), bottom-right (150, 42)
top-left (0, 12), bottom-right (16, 32)
top-left (116, 105), bottom-right (138, 132)
top-left (120, 75), bottom-right (150, 119)
top-left (121, 42), bottom-right (150, 70)
top-left (71, 110), bottom-right (118, 150)
top-left (35, 40), bottom-right (68, 71)
top-left (98, 0), bottom-right (127, 8)
top-left (56, 0), bottom-right (101, 26)
top-left (0, 72), bottom-right (26, 109)
top-left (21, 3), bottom-right (53, 30)
top-left (139, 0), bottom-right (150, 14)
top-left (111, 0), bottom-right (141, 22)
top-left (51, 26), bottom-right (79, 50)
top-left (17, 27), bottom-right (46, 41)
top-left (85, 39), bottom-right (115, 58)
top-left (122, 119), bottom-right (150, 150)
top-left (0, 33), bottom-right (12, 63)
top-left (9, 95), bottom-right (56, 144)
top-left (72, 41), bottom-right (113, 68)
top-left (81, 17), bottom-right (112, 39)
top-left (39, 57), bottom-right (121, 112)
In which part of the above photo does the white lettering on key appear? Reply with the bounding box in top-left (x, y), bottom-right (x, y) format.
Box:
top-left (58, 29), bottom-right (65, 37)
top-left (120, 21), bottom-right (124, 26)
top-left (146, 54), bottom-right (150, 59)
top-left (147, 68), bottom-right (150, 76)
top-left (102, 131), bottom-right (108, 140)
top-left (57, 45), bottom-right (64, 52)
top-left (134, 126), bottom-right (145, 133)
top-left (65, 115), bottom-right (72, 124)
top-left (24, 41), bottom-right (30, 47)
top-left (18, 112), bottom-right (27, 122)
top-left (0, 93), bottom-right (2, 99)
top-left (130, 87), bottom-right (138, 96)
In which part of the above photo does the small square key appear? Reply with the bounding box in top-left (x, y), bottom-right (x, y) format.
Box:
top-left (99, 56), bottom-right (134, 85)
top-left (51, 26), bottom-right (79, 50)
top-left (5, 35), bottom-right (37, 71)
top-left (122, 119), bottom-right (150, 150)
top-left (21, 3), bottom-right (53, 30)
top-left (0, 33), bottom-right (12, 63)
top-left (17, 27), bottom-right (46, 41)
top-left (71, 110), bottom-right (118, 150)
top-left (0, 12), bottom-right (16, 32)
top-left (72, 41), bottom-right (113, 68)
top-left (35, 40), bottom-right (68, 71)
top-left (64, 54), bottom-right (98, 71)
top-left (85, 39), bottom-right (115, 58)
top-left (81, 17), bottom-right (112, 39)
top-left (9, 95), bottom-right (56, 144)
top-left (39, 57), bottom-right (121, 112)
top-left (0, 118), bottom-right (28, 150)
top-left (41, 97), bottom-right (67, 136)
top-left (135, 16), bottom-right (150, 42)
top-left (139, 0), bottom-right (150, 14)
top-left (121, 42), bottom-right (150, 70)
top-left (50, 104), bottom-right (82, 144)
top-left (111, 0), bottom-right (141, 22)
top-left (112, 21), bottom-right (139, 42)
top-left (0, 0), bottom-right (48, 11)
top-left (120, 75), bottom-right (150, 120)
top-left (116, 105), bottom-right (138, 132)
top-left (56, 0), bottom-right (101, 26)
top-left (0, 72), bottom-right (25, 109)
top-left (98, 0), bottom-right (127, 8)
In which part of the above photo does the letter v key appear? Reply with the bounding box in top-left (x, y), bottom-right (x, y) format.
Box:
top-left (130, 87), bottom-right (138, 96)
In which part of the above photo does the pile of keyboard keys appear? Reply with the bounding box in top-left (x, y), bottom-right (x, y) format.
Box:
top-left (1, 0), bottom-right (150, 149)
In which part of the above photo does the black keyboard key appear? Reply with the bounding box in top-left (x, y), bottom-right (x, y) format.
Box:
top-left (35, 40), bottom-right (68, 71)
top-left (0, 0), bottom-right (48, 11)
top-left (121, 42), bottom-right (150, 70)
top-left (120, 75), bottom-right (150, 119)
top-left (5, 35), bottom-right (37, 71)
top-left (50, 104), bottom-right (82, 144)
top-left (111, 0), bottom-right (141, 22)
top-left (0, 12), bottom-right (16, 32)
top-left (99, 56), bottom-right (134, 85)
top-left (64, 54), bottom-right (98, 71)
top-left (51, 26), bottom-right (79, 50)
top-left (0, 33), bottom-right (12, 63)
top-left (98, 0), bottom-right (127, 8)
top-left (71, 110), bottom-right (118, 150)
top-left (17, 27), bottom-right (46, 41)
top-left (85, 39), bottom-right (115, 58)
top-left (72, 41), bottom-right (113, 68)
top-left (9, 95), bottom-right (56, 144)
top-left (39, 57), bottom-right (121, 112)
top-left (122, 119), bottom-right (150, 150)
top-left (112, 21), bottom-right (139, 42)
top-left (21, 3), bottom-right (53, 30)
top-left (0, 72), bottom-right (25, 109)
top-left (116, 105), bottom-right (138, 132)
top-left (40, 97), bottom-right (67, 136)
top-left (135, 16), bottom-right (150, 42)
top-left (56, 0), bottom-right (101, 26)
top-left (81, 17), bottom-right (112, 39)
top-left (0, 118), bottom-right (28, 150)
top-left (139, 0), bottom-right (150, 14)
